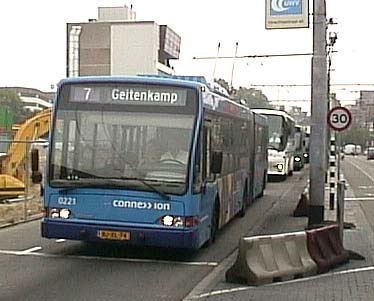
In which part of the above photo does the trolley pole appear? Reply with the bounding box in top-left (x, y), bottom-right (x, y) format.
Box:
top-left (308, 0), bottom-right (328, 227)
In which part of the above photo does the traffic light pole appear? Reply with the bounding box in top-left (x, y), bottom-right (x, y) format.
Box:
top-left (309, 0), bottom-right (328, 227)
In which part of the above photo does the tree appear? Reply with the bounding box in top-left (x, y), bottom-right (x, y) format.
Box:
top-left (214, 78), bottom-right (272, 109)
top-left (233, 86), bottom-right (273, 109)
top-left (214, 78), bottom-right (231, 94)
top-left (0, 89), bottom-right (31, 123)
top-left (340, 127), bottom-right (368, 148)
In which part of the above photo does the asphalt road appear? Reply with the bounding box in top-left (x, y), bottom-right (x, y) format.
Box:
top-left (0, 171), bottom-right (307, 301)
top-left (341, 155), bottom-right (374, 232)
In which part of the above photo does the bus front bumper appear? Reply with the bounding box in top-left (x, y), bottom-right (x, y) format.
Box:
top-left (41, 219), bottom-right (200, 249)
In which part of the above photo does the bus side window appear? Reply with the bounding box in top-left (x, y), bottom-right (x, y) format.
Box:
top-left (202, 120), bottom-right (212, 181)
top-left (192, 128), bottom-right (202, 194)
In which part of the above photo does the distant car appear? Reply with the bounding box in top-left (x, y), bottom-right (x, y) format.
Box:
top-left (367, 147), bottom-right (374, 160)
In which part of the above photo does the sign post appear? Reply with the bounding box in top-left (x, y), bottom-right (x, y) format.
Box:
top-left (327, 106), bottom-right (352, 242)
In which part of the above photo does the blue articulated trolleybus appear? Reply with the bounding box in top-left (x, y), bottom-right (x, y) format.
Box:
top-left (36, 75), bottom-right (268, 249)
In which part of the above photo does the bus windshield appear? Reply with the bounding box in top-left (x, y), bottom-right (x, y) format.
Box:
top-left (267, 115), bottom-right (285, 150)
top-left (49, 83), bottom-right (197, 194)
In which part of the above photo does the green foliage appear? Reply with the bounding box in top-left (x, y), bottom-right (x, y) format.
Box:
top-left (214, 78), bottom-right (231, 94)
top-left (214, 78), bottom-right (272, 109)
top-left (233, 86), bottom-right (273, 109)
top-left (0, 89), bottom-right (32, 123)
top-left (340, 127), bottom-right (369, 147)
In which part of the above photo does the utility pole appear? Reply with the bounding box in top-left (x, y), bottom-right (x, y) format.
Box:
top-left (212, 42), bottom-right (221, 80)
top-left (309, 0), bottom-right (328, 227)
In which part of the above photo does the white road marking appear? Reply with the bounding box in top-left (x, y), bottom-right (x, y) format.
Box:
top-left (187, 266), bottom-right (374, 299)
top-left (55, 239), bottom-right (66, 243)
top-left (346, 159), bottom-right (374, 184)
top-left (183, 250), bottom-right (238, 300)
top-left (345, 197), bottom-right (374, 201)
top-left (358, 186), bottom-right (374, 189)
top-left (19, 246), bottom-right (42, 254)
top-left (0, 249), bottom-right (217, 267)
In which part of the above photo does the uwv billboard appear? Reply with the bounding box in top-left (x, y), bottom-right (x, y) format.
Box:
top-left (266, 0), bottom-right (309, 29)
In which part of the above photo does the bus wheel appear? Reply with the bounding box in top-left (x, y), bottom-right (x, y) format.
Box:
top-left (205, 202), bottom-right (219, 246)
top-left (258, 173), bottom-right (266, 198)
top-left (238, 186), bottom-right (248, 217)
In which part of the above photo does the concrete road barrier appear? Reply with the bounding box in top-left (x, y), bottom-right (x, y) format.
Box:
top-left (226, 231), bottom-right (317, 286)
top-left (306, 224), bottom-right (350, 273)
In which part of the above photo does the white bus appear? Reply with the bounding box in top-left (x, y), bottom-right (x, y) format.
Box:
top-left (252, 109), bottom-right (296, 180)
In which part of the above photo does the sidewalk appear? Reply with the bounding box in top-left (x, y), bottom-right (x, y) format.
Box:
top-left (186, 175), bottom-right (374, 300)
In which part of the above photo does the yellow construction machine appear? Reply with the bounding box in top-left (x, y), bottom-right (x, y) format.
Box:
top-left (0, 108), bottom-right (50, 197)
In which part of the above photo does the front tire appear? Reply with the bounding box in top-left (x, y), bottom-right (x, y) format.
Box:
top-left (258, 172), bottom-right (267, 198)
top-left (204, 201), bottom-right (219, 247)
top-left (238, 185), bottom-right (249, 217)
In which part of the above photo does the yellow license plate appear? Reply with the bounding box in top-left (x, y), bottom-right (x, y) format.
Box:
top-left (97, 230), bottom-right (130, 240)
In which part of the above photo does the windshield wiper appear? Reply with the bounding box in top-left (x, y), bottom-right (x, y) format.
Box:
top-left (54, 177), bottom-right (170, 201)
top-left (120, 177), bottom-right (170, 201)
top-left (55, 180), bottom-right (124, 194)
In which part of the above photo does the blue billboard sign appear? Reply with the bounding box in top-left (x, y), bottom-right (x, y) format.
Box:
top-left (270, 0), bottom-right (302, 16)
top-left (266, 0), bottom-right (309, 29)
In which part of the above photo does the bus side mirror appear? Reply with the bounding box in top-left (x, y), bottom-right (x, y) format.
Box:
top-left (31, 148), bottom-right (42, 184)
top-left (211, 151), bottom-right (223, 174)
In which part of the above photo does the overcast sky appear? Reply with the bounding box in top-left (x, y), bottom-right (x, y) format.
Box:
top-left (1, 0), bottom-right (373, 111)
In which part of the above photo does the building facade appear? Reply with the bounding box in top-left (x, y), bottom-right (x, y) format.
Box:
top-left (67, 6), bottom-right (181, 77)
top-left (0, 87), bottom-right (53, 112)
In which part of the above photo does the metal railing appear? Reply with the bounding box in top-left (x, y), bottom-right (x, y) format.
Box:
top-left (0, 138), bottom-right (46, 224)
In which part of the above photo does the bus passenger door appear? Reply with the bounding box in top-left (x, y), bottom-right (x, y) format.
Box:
top-left (194, 119), bottom-right (216, 245)
top-left (248, 117), bottom-right (255, 203)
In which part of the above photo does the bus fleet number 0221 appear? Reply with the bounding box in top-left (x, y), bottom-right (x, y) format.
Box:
top-left (57, 197), bottom-right (77, 206)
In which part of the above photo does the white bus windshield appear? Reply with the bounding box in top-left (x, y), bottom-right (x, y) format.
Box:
top-left (267, 115), bottom-right (284, 150)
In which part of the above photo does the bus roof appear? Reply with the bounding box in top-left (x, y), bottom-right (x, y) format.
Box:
top-left (57, 75), bottom-right (204, 90)
top-left (252, 108), bottom-right (295, 121)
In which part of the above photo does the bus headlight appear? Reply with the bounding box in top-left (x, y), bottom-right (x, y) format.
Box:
top-left (159, 215), bottom-right (198, 227)
top-left (50, 208), bottom-right (60, 218)
top-left (276, 164), bottom-right (283, 171)
top-left (59, 208), bottom-right (71, 219)
top-left (47, 208), bottom-right (71, 219)
top-left (161, 215), bottom-right (174, 226)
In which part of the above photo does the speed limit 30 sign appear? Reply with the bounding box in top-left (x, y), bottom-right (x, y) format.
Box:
top-left (327, 106), bottom-right (352, 131)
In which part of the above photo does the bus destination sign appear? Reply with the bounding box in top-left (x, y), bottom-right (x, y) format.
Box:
top-left (70, 85), bottom-right (187, 106)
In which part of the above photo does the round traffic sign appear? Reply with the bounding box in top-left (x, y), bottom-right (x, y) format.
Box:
top-left (327, 106), bottom-right (352, 131)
